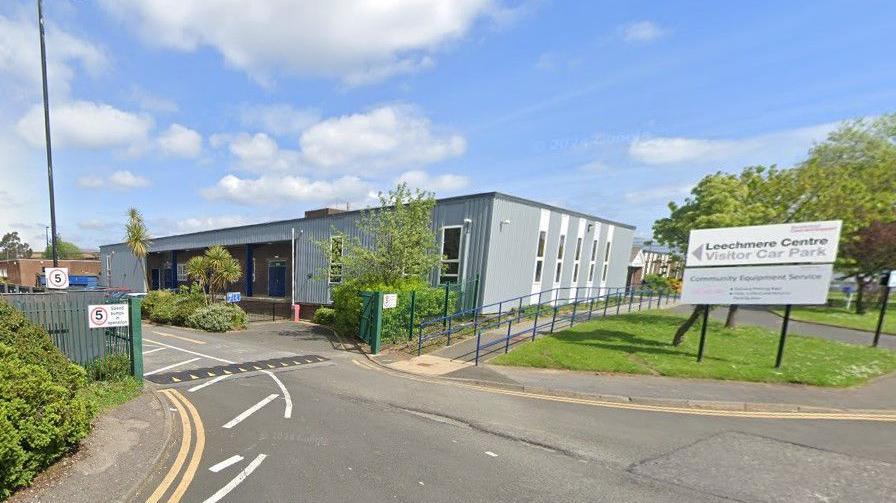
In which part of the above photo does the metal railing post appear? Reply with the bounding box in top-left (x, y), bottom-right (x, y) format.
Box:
top-left (442, 284), bottom-right (450, 328)
top-left (648, 291), bottom-right (654, 309)
top-left (408, 290), bottom-right (417, 342)
top-left (603, 288), bottom-right (610, 317)
top-left (570, 296), bottom-right (578, 326)
top-left (128, 296), bottom-right (143, 380)
top-left (588, 296), bottom-right (595, 320)
top-left (532, 303), bottom-right (540, 341)
top-left (517, 297), bottom-right (523, 322)
top-left (550, 305), bottom-right (558, 333)
top-left (504, 318), bottom-right (512, 353)
top-left (616, 289), bottom-right (622, 315)
top-left (474, 327), bottom-right (482, 365)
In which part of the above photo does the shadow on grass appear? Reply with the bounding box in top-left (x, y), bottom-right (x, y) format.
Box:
top-left (552, 328), bottom-right (696, 359)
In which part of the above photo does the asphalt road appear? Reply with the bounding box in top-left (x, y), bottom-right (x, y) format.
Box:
top-left (137, 322), bottom-right (896, 503)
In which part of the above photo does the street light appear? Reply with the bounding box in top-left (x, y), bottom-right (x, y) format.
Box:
top-left (36, 0), bottom-right (59, 267)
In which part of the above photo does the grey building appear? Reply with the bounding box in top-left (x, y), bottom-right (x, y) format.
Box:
top-left (99, 192), bottom-right (634, 318)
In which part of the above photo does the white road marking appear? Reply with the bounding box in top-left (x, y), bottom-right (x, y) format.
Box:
top-left (261, 370), bottom-right (293, 419)
top-left (223, 394), bottom-right (279, 429)
top-left (485, 451), bottom-right (498, 457)
top-left (143, 358), bottom-right (200, 376)
top-left (188, 375), bottom-right (230, 393)
top-left (202, 454), bottom-right (267, 503)
top-left (143, 347), bottom-right (166, 355)
top-left (208, 455), bottom-right (244, 473)
top-left (144, 339), bottom-right (235, 364)
top-left (153, 330), bottom-right (207, 345)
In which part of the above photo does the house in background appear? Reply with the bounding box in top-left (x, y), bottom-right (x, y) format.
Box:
top-left (0, 259), bottom-right (100, 289)
top-left (626, 238), bottom-right (682, 288)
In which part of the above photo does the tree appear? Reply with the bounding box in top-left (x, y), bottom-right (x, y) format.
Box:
top-left (653, 166), bottom-right (792, 337)
top-left (43, 237), bottom-right (82, 259)
top-left (186, 246), bottom-right (242, 303)
top-left (124, 208), bottom-right (151, 292)
top-left (0, 232), bottom-right (32, 259)
top-left (320, 183), bottom-right (441, 286)
top-left (840, 221), bottom-right (896, 314)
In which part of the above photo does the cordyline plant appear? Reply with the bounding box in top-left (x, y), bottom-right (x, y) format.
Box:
top-left (186, 245), bottom-right (242, 304)
top-left (125, 208), bottom-right (151, 292)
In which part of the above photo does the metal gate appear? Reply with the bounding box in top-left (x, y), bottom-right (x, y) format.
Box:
top-left (358, 291), bottom-right (382, 354)
top-left (1, 291), bottom-right (144, 377)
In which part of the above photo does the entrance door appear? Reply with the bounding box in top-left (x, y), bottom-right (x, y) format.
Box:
top-left (268, 261), bottom-right (286, 297)
top-left (151, 269), bottom-right (160, 290)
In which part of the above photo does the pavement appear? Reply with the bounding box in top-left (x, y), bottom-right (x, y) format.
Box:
top-left (16, 317), bottom-right (896, 502)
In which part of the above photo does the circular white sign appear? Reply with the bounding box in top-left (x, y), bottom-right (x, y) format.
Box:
top-left (46, 267), bottom-right (69, 289)
top-left (90, 306), bottom-right (109, 326)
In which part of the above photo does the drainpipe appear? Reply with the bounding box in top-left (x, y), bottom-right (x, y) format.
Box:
top-left (291, 228), bottom-right (296, 308)
top-left (461, 218), bottom-right (472, 305)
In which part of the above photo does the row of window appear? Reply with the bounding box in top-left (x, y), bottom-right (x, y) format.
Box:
top-left (534, 231), bottom-right (611, 285)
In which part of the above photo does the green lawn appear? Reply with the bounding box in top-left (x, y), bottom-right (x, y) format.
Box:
top-left (491, 311), bottom-right (896, 387)
top-left (773, 305), bottom-right (895, 335)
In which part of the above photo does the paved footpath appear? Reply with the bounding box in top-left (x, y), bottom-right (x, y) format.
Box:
top-left (18, 320), bottom-right (896, 502)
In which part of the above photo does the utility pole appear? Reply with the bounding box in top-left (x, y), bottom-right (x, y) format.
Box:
top-left (37, 0), bottom-right (59, 267)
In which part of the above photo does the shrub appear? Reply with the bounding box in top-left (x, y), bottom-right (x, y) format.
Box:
top-left (83, 353), bottom-right (132, 381)
top-left (142, 289), bottom-right (172, 320)
top-left (0, 301), bottom-right (92, 499)
top-left (312, 307), bottom-right (336, 326)
top-left (187, 303), bottom-right (246, 332)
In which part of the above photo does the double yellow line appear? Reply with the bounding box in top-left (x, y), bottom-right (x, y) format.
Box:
top-left (353, 358), bottom-right (896, 422)
top-left (147, 389), bottom-right (205, 503)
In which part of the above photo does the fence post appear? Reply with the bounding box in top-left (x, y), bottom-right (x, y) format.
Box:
top-left (603, 288), bottom-right (610, 317)
top-left (587, 296), bottom-right (595, 320)
top-left (370, 292), bottom-right (383, 354)
top-left (532, 304), bottom-right (540, 341)
top-left (616, 289), bottom-right (622, 315)
top-left (570, 296), bottom-right (578, 327)
top-left (550, 305), bottom-right (558, 333)
top-left (408, 290), bottom-right (417, 342)
top-left (442, 284), bottom-right (450, 327)
top-left (504, 318), bottom-right (512, 353)
top-left (473, 274), bottom-right (480, 309)
top-left (474, 326), bottom-right (482, 365)
top-left (517, 297), bottom-right (523, 322)
top-left (128, 296), bottom-right (144, 380)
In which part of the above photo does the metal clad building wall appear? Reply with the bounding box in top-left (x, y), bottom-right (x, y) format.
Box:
top-left (430, 194), bottom-right (494, 296)
top-left (481, 197), bottom-right (542, 304)
top-left (99, 243), bottom-right (145, 291)
top-left (606, 225), bottom-right (634, 288)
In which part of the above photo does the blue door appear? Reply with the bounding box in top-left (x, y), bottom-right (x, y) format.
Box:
top-left (268, 261), bottom-right (286, 297)
top-left (164, 268), bottom-right (173, 289)
top-left (151, 269), bottom-right (160, 290)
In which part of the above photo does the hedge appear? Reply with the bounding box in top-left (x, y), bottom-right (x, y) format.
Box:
top-left (143, 286), bottom-right (246, 332)
top-left (0, 300), bottom-right (92, 499)
top-left (312, 307), bottom-right (336, 326)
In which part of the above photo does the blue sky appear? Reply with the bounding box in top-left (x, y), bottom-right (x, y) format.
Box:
top-left (2, 1), bottom-right (894, 249)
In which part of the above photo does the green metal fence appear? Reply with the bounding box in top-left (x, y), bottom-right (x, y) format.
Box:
top-left (1, 291), bottom-right (143, 379)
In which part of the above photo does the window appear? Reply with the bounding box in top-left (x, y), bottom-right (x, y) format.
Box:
top-left (572, 263), bottom-right (580, 283)
top-left (572, 237), bottom-right (583, 282)
top-left (440, 226), bottom-right (462, 284)
top-left (533, 230), bottom-right (546, 283)
top-left (176, 263), bottom-right (187, 282)
top-left (587, 239), bottom-right (598, 282)
top-left (328, 236), bottom-right (344, 284)
top-left (574, 237), bottom-right (583, 261)
top-left (554, 234), bottom-right (566, 283)
top-left (601, 241), bottom-right (612, 282)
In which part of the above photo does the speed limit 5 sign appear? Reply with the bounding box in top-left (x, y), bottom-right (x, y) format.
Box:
top-left (46, 267), bottom-right (69, 289)
top-left (88, 304), bottom-right (129, 328)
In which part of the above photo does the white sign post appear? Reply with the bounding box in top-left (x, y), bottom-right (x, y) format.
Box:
top-left (45, 267), bottom-right (69, 289)
top-left (681, 220), bottom-right (841, 366)
top-left (88, 304), bottom-right (130, 329)
top-left (382, 293), bottom-right (398, 309)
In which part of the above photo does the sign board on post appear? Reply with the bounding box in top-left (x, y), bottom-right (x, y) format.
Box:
top-left (680, 264), bottom-right (834, 305)
top-left (88, 304), bottom-right (130, 329)
top-left (226, 292), bottom-right (241, 303)
top-left (45, 267), bottom-right (69, 289)
top-left (686, 220), bottom-right (842, 267)
top-left (382, 293), bottom-right (398, 309)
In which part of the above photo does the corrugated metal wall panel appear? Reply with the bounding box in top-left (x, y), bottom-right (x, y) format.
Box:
top-left (99, 243), bottom-right (146, 291)
top-left (481, 198), bottom-right (542, 304)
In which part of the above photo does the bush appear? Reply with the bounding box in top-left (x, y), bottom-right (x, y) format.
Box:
top-left (312, 307), bottom-right (336, 326)
top-left (83, 353), bottom-right (132, 381)
top-left (187, 303), bottom-right (247, 332)
top-left (0, 301), bottom-right (92, 499)
top-left (142, 289), bottom-right (173, 320)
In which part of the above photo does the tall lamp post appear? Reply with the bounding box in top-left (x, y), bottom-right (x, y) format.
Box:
top-left (37, 0), bottom-right (59, 267)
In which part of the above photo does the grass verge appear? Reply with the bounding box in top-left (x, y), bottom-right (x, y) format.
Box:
top-left (491, 310), bottom-right (896, 387)
top-left (772, 305), bottom-right (895, 335)
top-left (82, 377), bottom-right (143, 416)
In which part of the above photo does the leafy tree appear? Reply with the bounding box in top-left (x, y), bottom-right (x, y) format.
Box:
top-left (319, 183), bottom-right (441, 286)
top-left (840, 221), bottom-right (896, 314)
top-left (124, 208), bottom-right (151, 292)
top-left (653, 166), bottom-right (791, 338)
top-left (0, 232), bottom-right (32, 259)
top-left (42, 237), bottom-right (82, 260)
top-left (186, 245), bottom-right (242, 303)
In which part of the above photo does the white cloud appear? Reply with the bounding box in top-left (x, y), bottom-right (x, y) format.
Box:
top-left (130, 86), bottom-right (179, 113)
top-left (202, 174), bottom-right (372, 206)
top-left (622, 21), bottom-right (666, 43)
top-left (395, 170), bottom-right (469, 193)
top-left (109, 170), bottom-right (151, 188)
top-left (629, 122), bottom-right (838, 166)
top-left (240, 103), bottom-right (320, 137)
top-left (0, 13), bottom-right (107, 99)
top-left (16, 100), bottom-right (153, 150)
top-left (175, 215), bottom-right (252, 233)
top-left (100, 0), bottom-right (493, 85)
top-left (78, 218), bottom-right (116, 231)
top-left (624, 183), bottom-right (694, 203)
top-left (76, 175), bottom-right (105, 188)
top-left (212, 132), bottom-right (301, 172)
top-left (578, 160), bottom-right (607, 173)
top-left (157, 123), bottom-right (202, 158)
top-left (299, 105), bottom-right (465, 173)
top-left (0, 133), bottom-right (45, 236)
